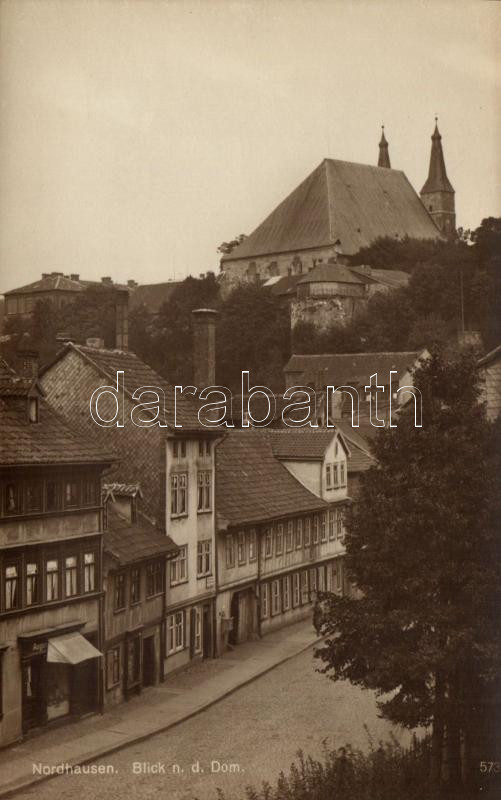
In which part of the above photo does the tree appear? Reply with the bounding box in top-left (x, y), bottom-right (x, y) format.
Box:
top-left (217, 233), bottom-right (247, 256)
top-left (314, 352), bottom-right (501, 795)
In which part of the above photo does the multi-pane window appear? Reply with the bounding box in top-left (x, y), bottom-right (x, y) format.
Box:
top-left (171, 473), bottom-right (188, 516)
top-left (26, 562), bottom-right (39, 606)
top-left (313, 515), bottom-right (320, 544)
top-left (82, 479), bottom-right (97, 506)
top-left (84, 552), bottom-right (96, 592)
top-left (167, 611), bottom-right (184, 654)
top-left (198, 440), bottom-right (211, 457)
top-left (197, 471), bottom-right (211, 512)
top-left (25, 483), bottom-right (42, 512)
top-left (333, 464), bottom-right (339, 488)
top-left (309, 568), bottom-right (318, 597)
top-left (130, 567), bottom-right (140, 604)
top-left (107, 647), bottom-right (120, 689)
top-left (304, 518), bottom-right (311, 547)
top-left (293, 573), bottom-right (300, 607)
top-left (64, 480), bottom-right (78, 507)
top-left (330, 561), bottom-right (343, 594)
top-left (318, 564), bottom-right (326, 592)
top-left (5, 484), bottom-right (20, 514)
top-left (194, 607), bottom-right (202, 653)
top-left (237, 531), bottom-right (246, 564)
top-left (146, 561), bottom-right (163, 597)
top-left (300, 571), bottom-right (309, 604)
top-left (286, 520), bottom-right (294, 552)
top-left (340, 463), bottom-right (346, 486)
top-left (328, 510), bottom-right (335, 540)
top-left (264, 528), bottom-right (273, 558)
top-left (197, 540), bottom-right (212, 577)
top-left (282, 575), bottom-right (291, 611)
top-left (275, 524), bottom-right (284, 555)
top-left (320, 513), bottom-right (327, 543)
top-left (46, 559), bottom-right (59, 601)
top-left (261, 583), bottom-right (270, 619)
top-left (248, 529), bottom-right (257, 562)
top-left (173, 440), bottom-right (186, 459)
top-left (225, 535), bottom-right (235, 568)
top-left (337, 509), bottom-right (344, 540)
top-left (5, 564), bottom-right (19, 610)
top-left (295, 518), bottom-right (303, 550)
top-left (170, 546), bottom-right (188, 584)
top-left (326, 464), bottom-right (332, 489)
top-left (65, 556), bottom-right (78, 597)
top-left (45, 480), bottom-right (60, 511)
top-left (271, 579), bottom-right (281, 615)
top-left (114, 572), bottom-right (126, 610)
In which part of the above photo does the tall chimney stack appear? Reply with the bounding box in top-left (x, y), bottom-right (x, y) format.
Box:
top-left (192, 308), bottom-right (218, 387)
top-left (115, 289), bottom-right (129, 351)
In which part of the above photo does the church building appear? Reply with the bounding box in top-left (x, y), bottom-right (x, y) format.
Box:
top-left (219, 122), bottom-right (455, 294)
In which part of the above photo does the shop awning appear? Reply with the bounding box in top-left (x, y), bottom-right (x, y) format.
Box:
top-left (47, 632), bottom-right (102, 665)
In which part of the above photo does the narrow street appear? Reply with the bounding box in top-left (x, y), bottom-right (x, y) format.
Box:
top-left (15, 647), bottom-right (412, 800)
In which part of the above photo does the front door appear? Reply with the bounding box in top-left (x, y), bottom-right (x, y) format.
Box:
top-left (142, 636), bottom-right (156, 687)
top-left (229, 592), bottom-right (240, 646)
top-left (22, 656), bottom-right (45, 731)
top-left (72, 657), bottom-right (98, 715)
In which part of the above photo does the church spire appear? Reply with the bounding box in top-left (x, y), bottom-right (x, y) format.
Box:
top-left (378, 125), bottom-right (391, 168)
top-left (420, 118), bottom-right (455, 236)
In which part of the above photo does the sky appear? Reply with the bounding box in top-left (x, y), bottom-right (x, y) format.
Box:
top-left (0, 0), bottom-right (499, 294)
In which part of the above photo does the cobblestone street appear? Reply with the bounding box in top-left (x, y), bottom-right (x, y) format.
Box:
top-left (15, 647), bottom-right (412, 800)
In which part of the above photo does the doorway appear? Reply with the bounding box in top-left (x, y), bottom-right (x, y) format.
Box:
top-left (142, 636), bottom-right (156, 687)
top-left (229, 592), bottom-right (240, 646)
top-left (22, 656), bottom-right (45, 732)
top-left (202, 604), bottom-right (211, 658)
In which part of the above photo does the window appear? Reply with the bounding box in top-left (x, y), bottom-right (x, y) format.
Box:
top-left (330, 561), bottom-right (343, 595)
top-left (264, 528), bottom-right (273, 558)
top-left (304, 518), bottom-right (311, 547)
top-left (225, 534), bottom-right (235, 568)
top-left (5, 564), bottom-right (19, 610)
top-left (146, 561), bottom-right (164, 597)
top-left (84, 552), bottom-right (96, 593)
top-left (248, 529), bottom-right (257, 562)
top-left (205, 441), bottom-right (211, 456)
top-left (237, 531), bottom-right (246, 565)
top-left (337, 509), bottom-right (344, 540)
top-left (260, 583), bottom-right (270, 619)
top-left (106, 647), bottom-right (120, 689)
top-left (198, 440), bottom-right (204, 457)
top-left (5, 483), bottom-right (20, 514)
top-left (295, 518), bottom-right (303, 550)
top-left (318, 564), bottom-right (326, 592)
top-left (171, 473), bottom-right (188, 516)
top-left (293, 573), bottom-right (300, 607)
top-left (173, 440), bottom-right (186, 459)
top-left (271, 579), bottom-right (281, 615)
top-left (82, 479), bottom-right (97, 506)
top-left (65, 556), bottom-right (78, 597)
top-left (326, 464), bottom-right (332, 489)
top-left (197, 540), bottom-right (212, 577)
top-left (300, 571), bottom-right (309, 604)
top-left (328, 510), bottom-right (335, 540)
top-left (167, 611), bottom-right (184, 654)
top-left (45, 480), bottom-right (60, 512)
top-left (28, 397), bottom-right (39, 423)
top-left (340, 463), bottom-right (346, 486)
top-left (170, 546), bottom-right (188, 584)
top-left (309, 568), bottom-right (318, 597)
top-left (313, 515), bottom-right (320, 544)
top-left (320, 513), bottom-right (327, 543)
top-left (25, 482), bottom-right (42, 512)
top-left (114, 572), bottom-right (126, 610)
top-left (46, 559), bottom-right (59, 601)
top-left (333, 464), bottom-right (339, 488)
top-left (282, 575), bottom-right (291, 611)
top-left (64, 480), bottom-right (78, 508)
top-left (194, 607), bottom-right (202, 653)
top-left (130, 567), bottom-right (140, 604)
top-left (286, 521), bottom-right (294, 552)
top-left (275, 524), bottom-right (284, 555)
top-left (26, 561), bottom-right (39, 606)
top-left (197, 471), bottom-right (211, 512)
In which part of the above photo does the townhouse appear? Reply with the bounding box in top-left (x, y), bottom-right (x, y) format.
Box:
top-left (0, 361), bottom-right (113, 746)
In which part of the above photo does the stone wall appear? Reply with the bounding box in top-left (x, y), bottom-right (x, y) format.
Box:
top-left (291, 295), bottom-right (368, 331)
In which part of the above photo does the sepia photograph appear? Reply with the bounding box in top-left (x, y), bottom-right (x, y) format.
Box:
top-left (0, 1), bottom-right (499, 798)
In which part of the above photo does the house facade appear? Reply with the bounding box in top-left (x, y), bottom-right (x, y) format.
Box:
top-left (0, 366), bottom-right (112, 747)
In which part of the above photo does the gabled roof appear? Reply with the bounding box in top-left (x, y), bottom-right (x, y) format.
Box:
top-left (129, 282), bottom-right (181, 314)
top-left (5, 274), bottom-right (85, 296)
top-left (41, 343), bottom-right (204, 431)
top-left (104, 506), bottom-right (178, 566)
top-left (349, 266), bottom-right (410, 289)
top-left (264, 274), bottom-right (304, 297)
top-left (284, 351), bottom-right (420, 386)
top-left (298, 263), bottom-right (364, 285)
top-left (478, 344), bottom-right (501, 367)
top-left (216, 430), bottom-right (327, 528)
top-left (221, 158), bottom-right (443, 261)
top-left (265, 428), bottom-right (349, 461)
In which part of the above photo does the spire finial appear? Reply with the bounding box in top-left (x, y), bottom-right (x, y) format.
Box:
top-left (378, 125), bottom-right (390, 168)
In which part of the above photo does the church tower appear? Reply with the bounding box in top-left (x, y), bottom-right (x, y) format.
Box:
top-left (378, 126), bottom-right (391, 168)
top-left (420, 118), bottom-right (455, 236)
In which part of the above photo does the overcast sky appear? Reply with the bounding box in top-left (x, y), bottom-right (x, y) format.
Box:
top-left (0, 0), bottom-right (499, 293)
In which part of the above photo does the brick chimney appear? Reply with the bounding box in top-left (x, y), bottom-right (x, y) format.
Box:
top-left (115, 289), bottom-right (129, 351)
top-left (192, 308), bottom-right (218, 387)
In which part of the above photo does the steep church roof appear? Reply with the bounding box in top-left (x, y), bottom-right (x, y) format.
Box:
top-left (221, 158), bottom-right (443, 262)
top-left (421, 121), bottom-right (454, 195)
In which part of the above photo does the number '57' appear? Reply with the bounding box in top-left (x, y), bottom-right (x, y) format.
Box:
top-left (480, 761), bottom-right (500, 773)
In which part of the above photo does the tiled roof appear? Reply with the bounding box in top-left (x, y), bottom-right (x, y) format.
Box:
top-left (216, 430), bottom-right (327, 528)
top-left (0, 392), bottom-right (114, 466)
top-left (284, 351), bottom-right (419, 387)
top-left (265, 429), bottom-right (339, 460)
top-left (104, 482), bottom-right (143, 498)
top-left (221, 159), bottom-right (443, 262)
top-left (347, 444), bottom-right (375, 472)
top-left (478, 344), bottom-right (501, 367)
top-left (105, 508), bottom-right (178, 565)
top-left (43, 343), bottom-right (204, 430)
top-left (298, 263), bottom-right (364, 285)
top-left (266, 274), bottom-right (304, 297)
top-left (5, 274), bottom-right (85, 296)
top-left (0, 377), bottom-right (37, 397)
top-left (129, 282), bottom-right (181, 314)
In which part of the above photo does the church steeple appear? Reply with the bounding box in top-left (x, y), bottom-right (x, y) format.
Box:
top-left (378, 126), bottom-right (391, 168)
top-left (420, 118), bottom-right (455, 236)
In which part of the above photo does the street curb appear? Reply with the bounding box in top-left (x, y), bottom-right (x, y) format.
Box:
top-left (0, 636), bottom-right (322, 799)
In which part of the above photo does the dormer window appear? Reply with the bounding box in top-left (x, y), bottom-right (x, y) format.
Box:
top-left (28, 396), bottom-right (39, 423)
